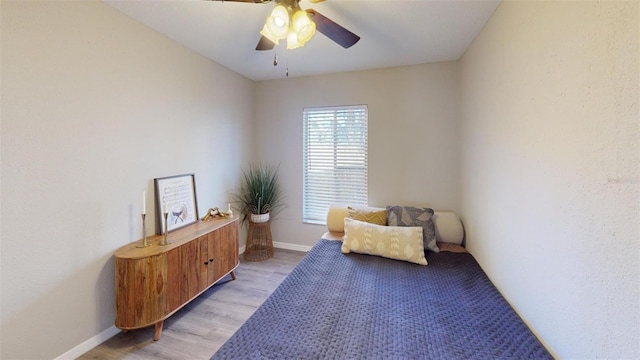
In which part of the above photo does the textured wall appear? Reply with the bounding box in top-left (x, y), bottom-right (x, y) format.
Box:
top-left (459, 1), bottom-right (639, 358)
top-left (0, 1), bottom-right (253, 358)
top-left (253, 63), bottom-right (461, 248)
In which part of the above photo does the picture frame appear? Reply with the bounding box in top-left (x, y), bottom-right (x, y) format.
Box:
top-left (154, 173), bottom-right (199, 234)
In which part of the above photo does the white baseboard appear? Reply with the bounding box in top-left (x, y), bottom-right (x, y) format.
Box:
top-left (55, 325), bottom-right (120, 360)
top-left (273, 241), bottom-right (312, 252)
top-left (240, 242), bottom-right (311, 254)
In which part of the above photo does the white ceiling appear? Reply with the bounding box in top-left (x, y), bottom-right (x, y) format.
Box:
top-left (103, 0), bottom-right (500, 81)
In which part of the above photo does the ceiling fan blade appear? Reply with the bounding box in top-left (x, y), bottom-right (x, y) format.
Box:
top-left (307, 0), bottom-right (326, 3)
top-left (256, 35), bottom-right (276, 50)
top-left (306, 9), bottom-right (360, 49)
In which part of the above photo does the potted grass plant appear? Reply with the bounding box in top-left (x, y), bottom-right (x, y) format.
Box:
top-left (232, 163), bottom-right (285, 224)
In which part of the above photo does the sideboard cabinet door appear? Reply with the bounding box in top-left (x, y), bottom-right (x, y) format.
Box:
top-left (213, 221), bottom-right (239, 281)
top-left (165, 248), bottom-right (182, 315)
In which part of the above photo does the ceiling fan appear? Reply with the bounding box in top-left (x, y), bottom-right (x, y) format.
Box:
top-left (214, 0), bottom-right (360, 51)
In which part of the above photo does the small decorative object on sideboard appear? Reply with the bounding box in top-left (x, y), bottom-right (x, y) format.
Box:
top-left (137, 190), bottom-right (151, 248)
top-left (159, 202), bottom-right (172, 246)
top-left (137, 214), bottom-right (150, 248)
top-left (201, 206), bottom-right (233, 221)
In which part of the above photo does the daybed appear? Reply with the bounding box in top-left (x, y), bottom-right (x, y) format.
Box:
top-left (212, 206), bottom-right (552, 359)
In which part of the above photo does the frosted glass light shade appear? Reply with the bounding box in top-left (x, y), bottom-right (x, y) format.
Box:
top-left (260, 5), bottom-right (289, 44)
top-left (287, 31), bottom-right (301, 49)
top-left (286, 9), bottom-right (315, 49)
top-left (292, 10), bottom-right (315, 43)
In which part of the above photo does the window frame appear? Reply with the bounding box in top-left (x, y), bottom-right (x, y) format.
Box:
top-left (302, 104), bottom-right (369, 225)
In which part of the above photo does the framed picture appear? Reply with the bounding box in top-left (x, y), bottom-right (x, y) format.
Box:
top-left (154, 173), bottom-right (199, 234)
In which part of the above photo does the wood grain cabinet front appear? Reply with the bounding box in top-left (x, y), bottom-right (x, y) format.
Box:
top-left (114, 217), bottom-right (239, 340)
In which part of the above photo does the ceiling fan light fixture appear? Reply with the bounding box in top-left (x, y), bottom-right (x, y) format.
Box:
top-left (286, 31), bottom-right (301, 49)
top-left (260, 5), bottom-right (289, 44)
top-left (290, 9), bottom-right (315, 47)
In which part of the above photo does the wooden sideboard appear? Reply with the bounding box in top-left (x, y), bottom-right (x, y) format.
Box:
top-left (114, 216), bottom-right (239, 340)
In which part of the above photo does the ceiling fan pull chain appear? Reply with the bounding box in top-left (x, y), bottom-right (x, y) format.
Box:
top-left (273, 53), bottom-right (278, 66)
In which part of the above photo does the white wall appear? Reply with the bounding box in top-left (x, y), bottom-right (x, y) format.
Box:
top-left (459, 1), bottom-right (639, 358)
top-left (0, 1), bottom-right (253, 359)
top-left (253, 63), bottom-right (460, 248)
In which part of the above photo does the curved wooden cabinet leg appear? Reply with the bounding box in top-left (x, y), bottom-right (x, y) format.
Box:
top-left (154, 321), bottom-right (164, 341)
top-left (230, 271), bottom-right (237, 280)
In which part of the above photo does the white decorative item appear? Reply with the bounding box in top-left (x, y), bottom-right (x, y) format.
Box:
top-left (227, 203), bottom-right (234, 217)
top-left (251, 213), bottom-right (269, 223)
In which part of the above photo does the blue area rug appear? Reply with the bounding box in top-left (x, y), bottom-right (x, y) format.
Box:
top-left (212, 239), bottom-right (552, 359)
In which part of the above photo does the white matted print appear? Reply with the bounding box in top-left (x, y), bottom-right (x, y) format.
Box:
top-left (154, 174), bottom-right (199, 234)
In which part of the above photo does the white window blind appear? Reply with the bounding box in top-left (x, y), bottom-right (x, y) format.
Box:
top-left (303, 105), bottom-right (368, 224)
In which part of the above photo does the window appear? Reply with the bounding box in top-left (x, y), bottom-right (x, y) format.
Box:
top-left (303, 105), bottom-right (368, 224)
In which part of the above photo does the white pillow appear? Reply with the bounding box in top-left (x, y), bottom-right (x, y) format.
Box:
top-left (432, 211), bottom-right (464, 245)
top-left (341, 218), bottom-right (427, 265)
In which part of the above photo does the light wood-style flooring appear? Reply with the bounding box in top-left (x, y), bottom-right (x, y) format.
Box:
top-left (79, 248), bottom-right (307, 360)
